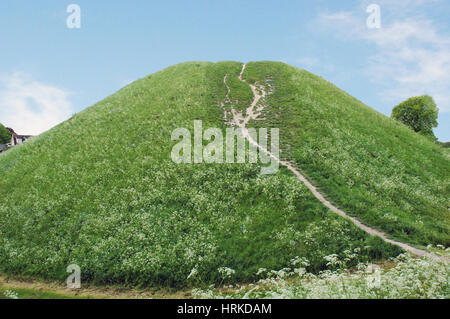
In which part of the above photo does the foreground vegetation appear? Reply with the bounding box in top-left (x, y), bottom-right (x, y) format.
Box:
top-left (0, 61), bottom-right (447, 290)
top-left (193, 253), bottom-right (450, 299)
top-left (2, 253), bottom-right (447, 299)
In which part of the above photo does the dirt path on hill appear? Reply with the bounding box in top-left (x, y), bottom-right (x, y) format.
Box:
top-left (224, 64), bottom-right (449, 263)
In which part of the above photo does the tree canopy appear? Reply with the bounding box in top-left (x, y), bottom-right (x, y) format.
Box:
top-left (0, 123), bottom-right (13, 144)
top-left (391, 95), bottom-right (438, 140)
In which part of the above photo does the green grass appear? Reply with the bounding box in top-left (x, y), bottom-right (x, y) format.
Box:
top-left (0, 61), bottom-right (444, 289)
top-left (244, 61), bottom-right (449, 248)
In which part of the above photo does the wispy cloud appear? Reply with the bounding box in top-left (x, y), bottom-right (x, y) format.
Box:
top-left (0, 73), bottom-right (73, 135)
top-left (317, 2), bottom-right (450, 112)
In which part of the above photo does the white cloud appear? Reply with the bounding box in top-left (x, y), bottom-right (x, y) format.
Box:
top-left (0, 73), bottom-right (73, 135)
top-left (368, 21), bottom-right (450, 110)
top-left (317, 5), bottom-right (450, 112)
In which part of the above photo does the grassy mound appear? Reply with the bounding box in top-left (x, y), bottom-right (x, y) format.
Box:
top-left (1, 61), bottom-right (445, 288)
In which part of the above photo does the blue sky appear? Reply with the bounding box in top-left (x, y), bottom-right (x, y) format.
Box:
top-left (1, 0), bottom-right (449, 140)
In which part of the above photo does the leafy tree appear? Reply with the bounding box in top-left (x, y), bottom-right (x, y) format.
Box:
top-left (0, 123), bottom-right (12, 144)
top-left (391, 95), bottom-right (438, 140)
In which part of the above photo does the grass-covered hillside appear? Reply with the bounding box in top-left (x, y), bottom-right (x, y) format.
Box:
top-left (0, 61), bottom-right (446, 288)
top-left (243, 62), bottom-right (449, 248)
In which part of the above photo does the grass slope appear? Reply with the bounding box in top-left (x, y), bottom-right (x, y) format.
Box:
top-left (0, 61), bottom-right (443, 288)
top-left (244, 61), bottom-right (449, 247)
